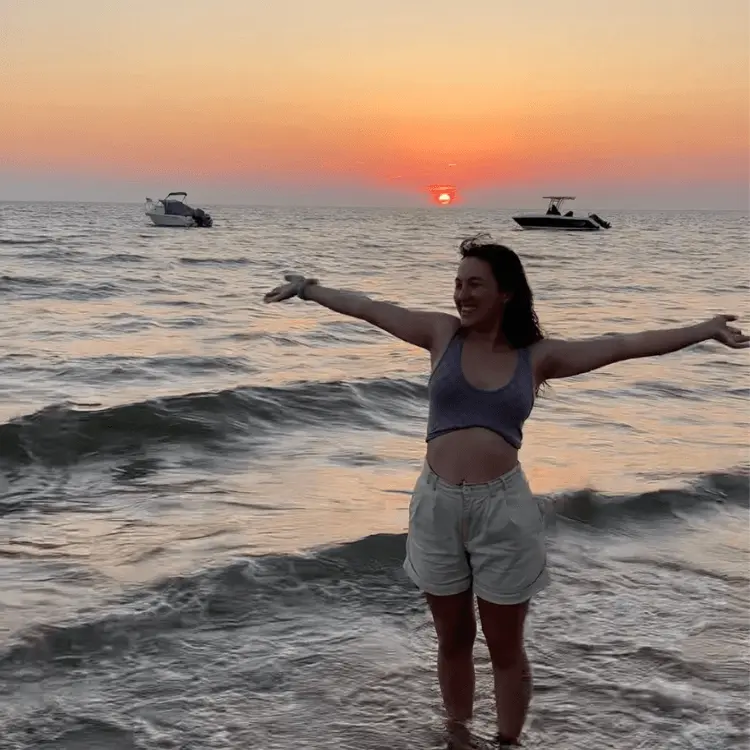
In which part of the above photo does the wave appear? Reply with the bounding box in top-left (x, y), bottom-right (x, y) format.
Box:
top-left (550, 469), bottom-right (749, 526)
top-left (179, 256), bottom-right (251, 266)
top-left (0, 532), bottom-right (410, 668)
top-left (0, 276), bottom-right (122, 300)
top-left (0, 378), bottom-right (427, 468)
top-left (1, 470), bottom-right (747, 668)
top-left (0, 273), bottom-right (53, 288)
top-left (0, 237), bottom-right (57, 247)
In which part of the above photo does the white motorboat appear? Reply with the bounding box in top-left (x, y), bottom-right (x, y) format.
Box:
top-left (145, 192), bottom-right (213, 228)
top-left (512, 196), bottom-right (610, 231)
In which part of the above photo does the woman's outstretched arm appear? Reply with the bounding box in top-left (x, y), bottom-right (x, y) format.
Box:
top-left (263, 274), bottom-right (458, 351)
top-left (535, 315), bottom-right (748, 381)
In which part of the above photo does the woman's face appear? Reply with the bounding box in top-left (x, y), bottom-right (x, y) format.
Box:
top-left (453, 256), bottom-right (506, 329)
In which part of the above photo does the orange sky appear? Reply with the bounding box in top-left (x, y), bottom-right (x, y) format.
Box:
top-left (1, 0), bottom-right (748, 206)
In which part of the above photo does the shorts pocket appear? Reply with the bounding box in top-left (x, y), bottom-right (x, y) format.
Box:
top-left (505, 483), bottom-right (544, 535)
top-left (408, 473), bottom-right (430, 525)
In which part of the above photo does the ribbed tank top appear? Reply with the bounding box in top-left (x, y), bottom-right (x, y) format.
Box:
top-left (425, 331), bottom-right (535, 449)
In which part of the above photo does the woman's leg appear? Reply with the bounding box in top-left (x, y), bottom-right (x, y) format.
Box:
top-left (476, 598), bottom-right (530, 744)
top-left (425, 589), bottom-right (477, 725)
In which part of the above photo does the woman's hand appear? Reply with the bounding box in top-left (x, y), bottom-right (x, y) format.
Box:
top-left (702, 314), bottom-right (749, 349)
top-left (263, 274), bottom-right (314, 303)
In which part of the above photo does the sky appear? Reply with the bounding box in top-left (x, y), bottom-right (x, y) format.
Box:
top-left (1, 0), bottom-right (748, 208)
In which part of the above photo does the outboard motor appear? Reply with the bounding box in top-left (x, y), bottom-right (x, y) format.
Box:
top-left (588, 213), bottom-right (611, 229)
top-left (191, 208), bottom-right (213, 228)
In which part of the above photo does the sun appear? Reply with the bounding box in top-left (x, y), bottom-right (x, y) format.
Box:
top-left (428, 184), bottom-right (458, 206)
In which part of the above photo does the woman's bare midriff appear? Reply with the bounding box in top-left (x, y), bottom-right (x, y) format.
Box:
top-left (425, 428), bottom-right (519, 485)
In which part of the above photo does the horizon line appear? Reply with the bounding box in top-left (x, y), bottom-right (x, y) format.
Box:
top-left (0, 198), bottom-right (747, 213)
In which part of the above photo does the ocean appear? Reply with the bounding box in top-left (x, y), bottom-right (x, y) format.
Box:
top-left (0, 202), bottom-right (748, 750)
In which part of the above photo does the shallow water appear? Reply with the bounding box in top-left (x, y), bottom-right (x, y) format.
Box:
top-left (0, 202), bottom-right (748, 749)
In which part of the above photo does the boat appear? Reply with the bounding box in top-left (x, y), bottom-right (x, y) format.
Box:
top-left (145, 192), bottom-right (213, 228)
top-left (512, 196), bottom-right (610, 231)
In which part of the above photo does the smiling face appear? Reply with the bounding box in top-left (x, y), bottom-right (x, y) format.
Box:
top-left (453, 256), bottom-right (507, 331)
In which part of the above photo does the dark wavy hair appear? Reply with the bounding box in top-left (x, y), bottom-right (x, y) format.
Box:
top-left (459, 233), bottom-right (544, 349)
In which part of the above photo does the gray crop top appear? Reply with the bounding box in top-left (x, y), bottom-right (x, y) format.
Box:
top-left (425, 331), bottom-right (535, 449)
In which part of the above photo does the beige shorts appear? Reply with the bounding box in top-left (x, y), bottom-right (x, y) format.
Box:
top-left (403, 461), bottom-right (549, 605)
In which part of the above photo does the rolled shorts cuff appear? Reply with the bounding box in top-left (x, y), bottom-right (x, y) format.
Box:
top-left (402, 557), bottom-right (471, 598)
top-left (473, 565), bottom-right (550, 605)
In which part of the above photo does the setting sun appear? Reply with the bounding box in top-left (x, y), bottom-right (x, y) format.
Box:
top-left (428, 184), bottom-right (458, 206)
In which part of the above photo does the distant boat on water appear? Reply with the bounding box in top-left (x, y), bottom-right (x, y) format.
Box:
top-left (145, 192), bottom-right (213, 228)
top-left (513, 196), bottom-right (611, 231)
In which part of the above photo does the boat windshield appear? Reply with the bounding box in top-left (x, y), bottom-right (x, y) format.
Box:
top-left (543, 196), bottom-right (575, 214)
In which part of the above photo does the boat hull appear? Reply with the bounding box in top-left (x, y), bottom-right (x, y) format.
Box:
top-left (146, 212), bottom-right (195, 228)
top-left (512, 215), bottom-right (601, 230)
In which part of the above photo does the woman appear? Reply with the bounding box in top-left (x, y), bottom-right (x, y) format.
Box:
top-left (263, 234), bottom-right (747, 747)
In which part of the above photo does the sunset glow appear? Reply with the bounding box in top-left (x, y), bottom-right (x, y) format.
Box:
top-left (428, 184), bottom-right (458, 206)
top-left (1, 0), bottom-right (748, 207)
